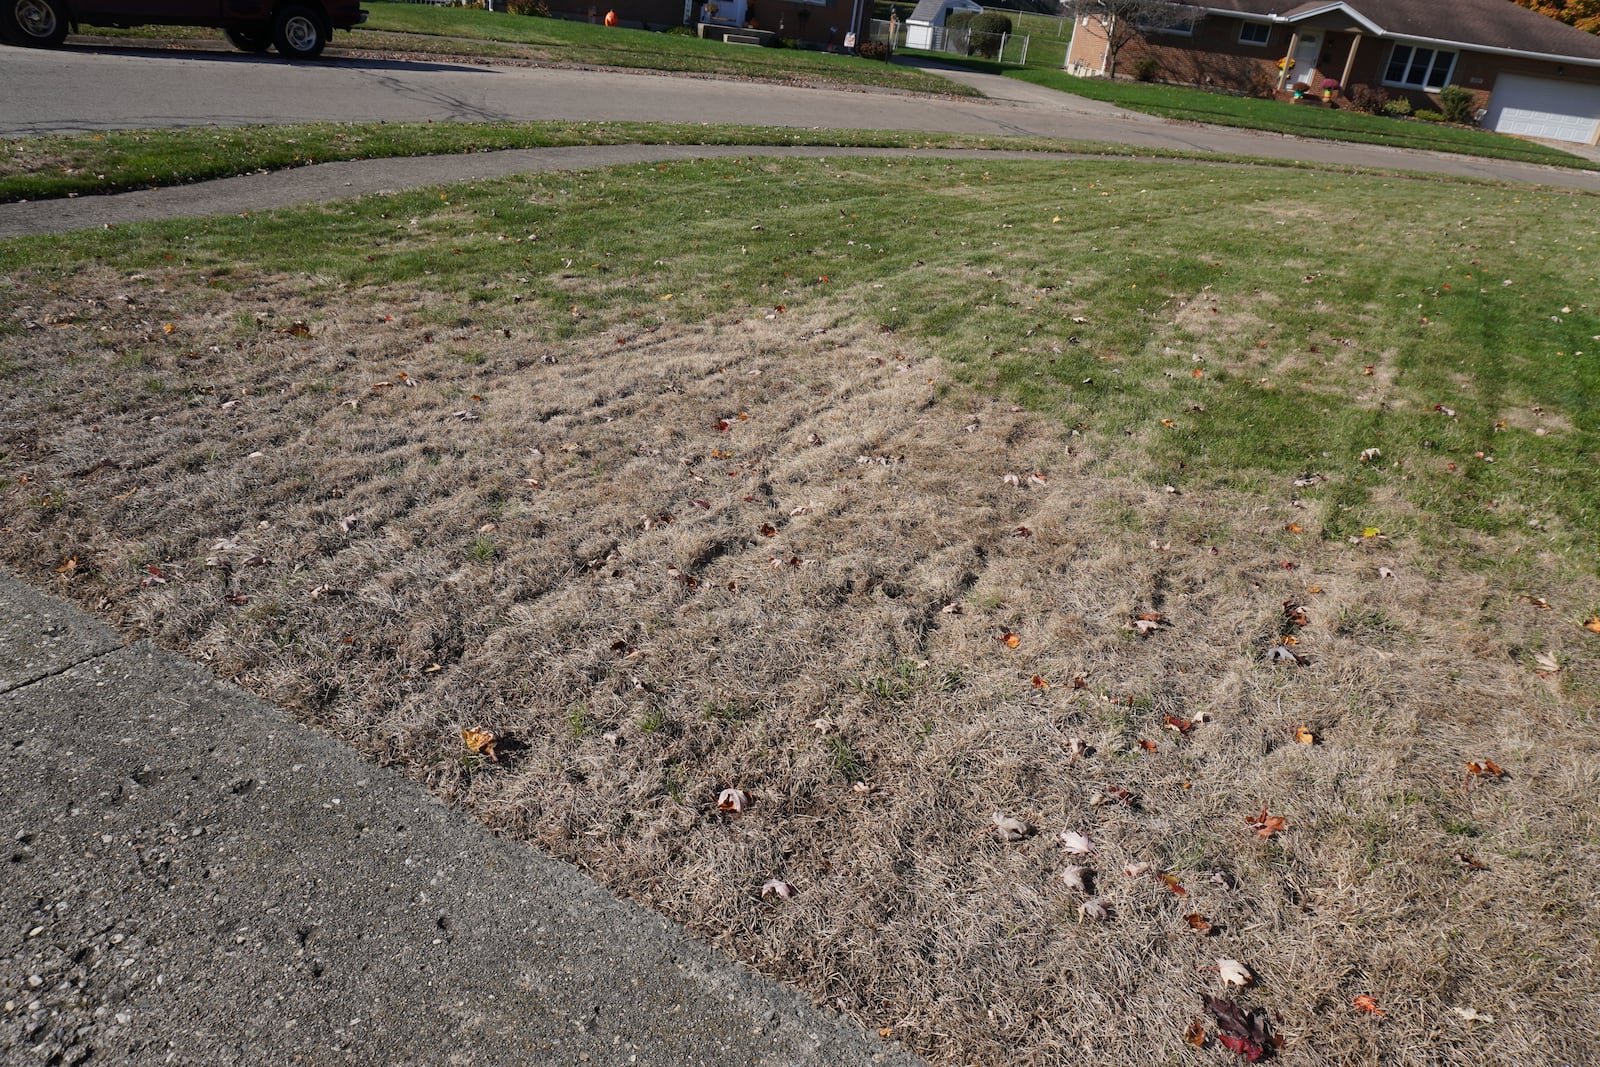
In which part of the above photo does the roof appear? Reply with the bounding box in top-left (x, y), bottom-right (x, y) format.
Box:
top-left (1196, 0), bottom-right (1600, 65)
top-left (907, 0), bottom-right (982, 24)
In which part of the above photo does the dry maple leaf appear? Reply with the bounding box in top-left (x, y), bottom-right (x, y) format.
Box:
top-left (1164, 713), bottom-right (1193, 735)
top-left (1294, 726), bottom-right (1316, 745)
top-left (1138, 739), bottom-right (1159, 754)
top-left (1204, 995), bottom-right (1271, 1062)
top-left (990, 813), bottom-right (1030, 842)
top-left (1531, 650), bottom-right (1562, 673)
top-left (716, 788), bottom-right (751, 813)
top-left (1247, 807), bottom-right (1287, 839)
top-left (1465, 759), bottom-right (1506, 781)
top-left (1218, 958), bottom-right (1253, 988)
top-left (1352, 994), bottom-right (1386, 1017)
top-left (1077, 897), bottom-right (1109, 923)
top-left (998, 632), bottom-right (1021, 649)
top-left (1160, 872), bottom-right (1188, 897)
top-left (1582, 615), bottom-right (1600, 634)
top-left (1267, 645), bottom-right (1306, 666)
top-left (1282, 600), bottom-right (1309, 627)
top-left (1185, 913), bottom-right (1213, 934)
top-left (1059, 830), bottom-right (1094, 855)
top-left (1519, 595), bottom-right (1552, 610)
top-left (460, 726), bottom-right (500, 762)
top-left (1183, 1020), bottom-right (1208, 1048)
top-left (1123, 861), bottom-right (1152, 877)
top-left (1031, 675), bottom-right (1049, 689)
top-left (1061, 865), bottom-right (1092, 893)
top-left (760, 878), bottom-right (794, 900)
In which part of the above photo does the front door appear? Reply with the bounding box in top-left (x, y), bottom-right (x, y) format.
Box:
top-left (1292, 32), bottom-right (1322, 84)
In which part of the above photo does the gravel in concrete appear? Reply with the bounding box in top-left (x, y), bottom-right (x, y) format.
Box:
top-left (0, 572), bottom-right (919, 1067)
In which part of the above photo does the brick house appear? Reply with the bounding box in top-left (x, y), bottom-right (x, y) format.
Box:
top-left (1064, 0), bottom-right (1600, 145)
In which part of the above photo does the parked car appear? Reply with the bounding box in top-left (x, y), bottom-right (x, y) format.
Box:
top-left (0, 0), bottom-right (367, 58)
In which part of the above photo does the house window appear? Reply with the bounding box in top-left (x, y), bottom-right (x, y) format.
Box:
top-left (1238, 22), bottom-right (1270, 46)
top-left (1384, 44), bottom-right (1457, 91)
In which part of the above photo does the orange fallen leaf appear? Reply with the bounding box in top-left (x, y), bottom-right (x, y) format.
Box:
top-left (1353, 995), bottom-right (1385, 1017)
top-left (1465, 759), bottom-right (1505, 779)
top-left (1294, 726), bottom-right (1316, 745)
top-left (1031, 675), bottom-right (1049, 689)
top-left (1185, 913), bottom-right (1213, 934)
top-left (999, 632), bottom-right (1021, 649)
top-left (1159, 872), bottom-right (1187, 897)
top-left (716, 787), bottom-right (751, 813)
top-left (1138, 739), bottom-right (1159, 754)
top-left (1286, 522), bottom-right (1304, 534)
top-left (1247, 807), bottom-right (1287, 839)
top-left (1519, 595), bottom-right (1552, 610)
top-left (461, 726), bottom-right (500, 761)
top-left (1183, 1020), bottom-right (1207, 1047)
top-left (1163, 713), bottom-right (1192, 735)
top-left (54, 555), bottom-right (79, 574)
top-left (1585, 616), bottom-right (1600, 634)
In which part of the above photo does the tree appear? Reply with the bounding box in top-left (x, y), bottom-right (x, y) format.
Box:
top-left (1511, 0), bottom-right (1600, 34)
top-left (1064, 0), bottom-right (1201, 79)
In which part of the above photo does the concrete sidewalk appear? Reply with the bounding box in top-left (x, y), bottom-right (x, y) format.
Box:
top-left (0, 572), bottom-right (918, 1066)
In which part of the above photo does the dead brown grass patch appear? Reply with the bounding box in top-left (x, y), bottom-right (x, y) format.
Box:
top-left (4, 266), bottom-right (1599, 1066)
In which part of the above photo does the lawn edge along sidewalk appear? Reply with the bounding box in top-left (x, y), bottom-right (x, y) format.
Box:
top-left (0, 570), bottom-right (921, 1066)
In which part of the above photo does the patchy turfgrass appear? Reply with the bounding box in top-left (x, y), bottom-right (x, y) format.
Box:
top-left (3, 158), bottom-right (1599, 1065)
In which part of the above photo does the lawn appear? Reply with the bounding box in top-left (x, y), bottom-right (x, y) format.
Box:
top-left (3, 156), bottom-right (1598, 1066)
top-left (1012, 69), bottom-right (1593, 169)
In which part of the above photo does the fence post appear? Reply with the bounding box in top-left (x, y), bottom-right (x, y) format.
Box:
top-left (998, 31), bottom-right (1006, 61)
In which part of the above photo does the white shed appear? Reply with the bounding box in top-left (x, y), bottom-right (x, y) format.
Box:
top-left (904, 0), bottom-right (982, 51)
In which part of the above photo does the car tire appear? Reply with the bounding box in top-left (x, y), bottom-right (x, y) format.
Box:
top-left (3, 0), bottom-right (70, 47)
top-left (225, 25), bottom-right (273, 52)
top-left (271, 3), bottom-right (328, 59)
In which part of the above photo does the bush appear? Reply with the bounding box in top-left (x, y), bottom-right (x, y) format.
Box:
top-left (1413, 109), bottom-right (1445, 122)
top-left (857, 40), bottom-right (889, 60)
top-left (662, 24), bottom-right (693, 34)
top-left (1345, 83), bottom-right (1389, 113)
top-left (1381, 96), bottom-right (1413, 117)
top-left (1134, 57), bottom-right (1159, 82)
top-left (1438, 84), bottom-right (1476, 124)
top-left (506, 0), bottom-right (548, 14)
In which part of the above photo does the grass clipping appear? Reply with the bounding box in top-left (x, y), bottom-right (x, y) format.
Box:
top-left (4, 269), bottom-right (1599, 1066)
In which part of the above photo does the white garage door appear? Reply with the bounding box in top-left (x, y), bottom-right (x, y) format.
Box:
top-left (1486, 73), bottom-right (1600, 144)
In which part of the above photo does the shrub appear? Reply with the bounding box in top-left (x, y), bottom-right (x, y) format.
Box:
top-left (1134, 57), bottom-right (1159, 82)
top-left (1413, 109), bottom-right (1445, 122)
top-left (1438, 84), bottom-right (1476, 124)
top-left (1345, 83), bottom-right (1389, 113)
top-left (858, 40), bottom-right (889, 60)
top-left (661, 24), bottom-right (693, 34)
top-left (506, 0), bottom-right (548, 14)
top-left (1381, 96), bottom-right (1413, 117)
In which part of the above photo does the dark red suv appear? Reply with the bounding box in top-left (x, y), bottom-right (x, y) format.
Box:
top-left (1, 0), bottom-right (367, 57)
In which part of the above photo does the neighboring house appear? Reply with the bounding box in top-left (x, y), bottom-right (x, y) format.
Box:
top-left (1064, 0), bottom-right (1600, 144)
top-left (905, 0), bottom-right (982, 50)
top-left (573, 0), bottom-right (866, 47)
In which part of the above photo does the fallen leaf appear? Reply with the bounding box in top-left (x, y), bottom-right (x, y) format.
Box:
top-left (1286, 522), bottom-right (1304, 534)
top-left (1465, 759), bottom-right (1505, 780)
top-left (1164, 713), bottom-right (1193, 735)
top-left (1185, 913), bottom-right (1213, 934)
top-left (1247, 807), bottom-right (1287, 839)
top-left (716, 788), bottom-right (751, 813)
top-left (1218, 958), bottom-right (1253, 988)
top-left (54, 555), bottom-right (79, 574)
top-left (1584, 615), bottom-right (1600, 634)
top-left (461, 726), bottom-right (500, 761)
top-left (1030, 675), bottom-right (1049, 689)
top-left (1059, 830), bottom-right (1095, 855)
top-left (1451, 1006), bottom-right (1495, 1024)
top-left (991, 813), bottom-right (1030, 842)
top-left (1454, 851), bottom-right (1487, 870)
top-left (1160, 872), bottom-right (1188, 897)
top-left (1183, 1020), bottom-right (1208, 1047)
top-left (1378, 566), bottom-right (1397, 580)
top-left (1205, 995), bottom-right (1271, 1062)
top-left (1061, 865), bottom-right (1092, 893)
top-left (1123, 861), bottom-right (1152, 877)
top-left (1071, 673), bottom-right (1088, 690)
top-left (760, 878), bottom-right (794, 900)
top-left (1519, 595), bottom-right (1552, 610)
top-left (1532, 650), bottom-right (1561, 672)
top-left (999, 632), bottom-right (1021, 649)
top-left (759, 523), bottom-right (777, 537)
top-left (1267, 645), bottom-right (1306, 665)
top-left (1353, 994), bottom-right (1385, 1017)
top-left (1294, 726), bottom-right (1316, 745)
top-left (1282, 600), bottom-right (1309, 627)
top-left (1359, 447), bottom-right (1381, 462)
top-left (1077, 897), bottom-right (1109, 923)
top-left (1067, 736), bottom-right (1089, 756)
top-left (1138, 739), bottom-right (1159, 753)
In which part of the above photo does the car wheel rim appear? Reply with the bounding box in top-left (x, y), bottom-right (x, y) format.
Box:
top-left (283, 15), bottom-right (317, 52)
top-left (15, 0), bottom-right (58, 37)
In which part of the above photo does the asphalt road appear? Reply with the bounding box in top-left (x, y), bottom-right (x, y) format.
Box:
top-left (3, 39), bottom-right (1599, 195)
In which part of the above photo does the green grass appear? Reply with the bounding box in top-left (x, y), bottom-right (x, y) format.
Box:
top-left (5, 156), bottom-right (1596, 569)
top-left (0, 120), bottom-right (1227, 203)
top-left (1011, 69), bottom-right (1594, 169)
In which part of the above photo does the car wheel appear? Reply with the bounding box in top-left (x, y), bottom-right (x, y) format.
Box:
top-left (224, 25), bottom-right (273, 52)
top-left (271, 3), bottom-right (328, 59)
top-left (3, 0), bottom-right (70, 47)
